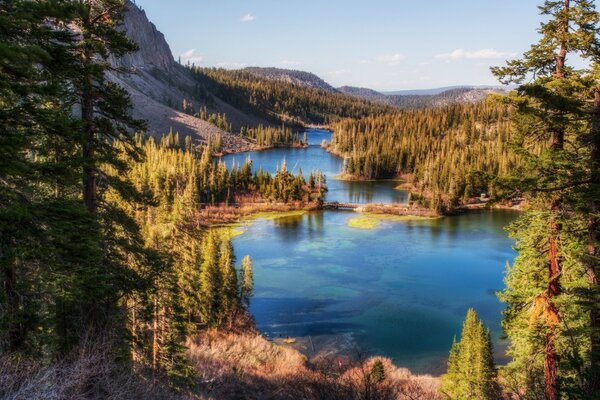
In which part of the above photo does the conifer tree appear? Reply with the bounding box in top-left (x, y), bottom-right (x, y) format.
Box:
top-left (240, 255), bottom-right (254, 307)
top-left (199, 231), bottom-right (221, 327)
top-left (440, 309), bottom-right (499, 399)
top-left (219, 237), bottom-right (239, 327)
top-left (492, 1), bottom-right (600, 397)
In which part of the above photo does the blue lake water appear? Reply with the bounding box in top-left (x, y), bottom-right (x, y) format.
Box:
top-left (224, 129), bottom-right (517, 374)
top-left (222, 129), bottom-right (409, 204)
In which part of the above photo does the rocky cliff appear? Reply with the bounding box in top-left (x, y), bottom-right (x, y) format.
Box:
top-left (108, 2), bottom-right (256, 152)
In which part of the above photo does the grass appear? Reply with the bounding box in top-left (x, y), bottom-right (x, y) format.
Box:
top-left (185, 331), bottom-right (441, 399)
top-left (245, 210), bottom-right (307, 221)
top-left (347, 212), bottom-right (437, 230)
top-left (214, 210), bottom-right (308, 239)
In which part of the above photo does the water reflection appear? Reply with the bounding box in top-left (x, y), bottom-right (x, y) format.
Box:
top-left (234, 211), bottom-right (518, 374)
top-left (222, 129), bottom-right (409, 205)
top-left (227, 130), bottom-right (518, 375)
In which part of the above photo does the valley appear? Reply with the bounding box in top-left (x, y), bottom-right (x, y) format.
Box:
top-left (2, 0), bottom-right (600, 399)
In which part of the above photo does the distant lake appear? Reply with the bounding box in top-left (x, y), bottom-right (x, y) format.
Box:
top-left (224, 129), bottom-right (517, 375)
top-left (222, 129), bottom-right (409, 204)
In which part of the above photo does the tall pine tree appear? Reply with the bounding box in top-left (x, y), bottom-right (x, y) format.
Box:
top-left (440, 309), bottom-right (499, 399)
top-left (492, 0), bottom-right (600, 397)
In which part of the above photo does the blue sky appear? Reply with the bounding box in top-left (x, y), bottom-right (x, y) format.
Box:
top-left (133, 0), bottom-right (543, 91)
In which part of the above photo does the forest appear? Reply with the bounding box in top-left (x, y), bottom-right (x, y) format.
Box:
top-left (190, 105), bottom-right (306, 150)
top-left (1, 0), bottom-right (600, 399)
top-left (189, 66), bottom-right (392, 126)
top-left (329, 102), bottom-right (519, 210)
top-left (0, 1), bottom-right (326, 396)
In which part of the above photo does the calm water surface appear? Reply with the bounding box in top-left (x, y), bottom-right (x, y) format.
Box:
top-left (224, 129), bottom-right (517, 374)
top-left (223, 129), bottom-right (408, 204)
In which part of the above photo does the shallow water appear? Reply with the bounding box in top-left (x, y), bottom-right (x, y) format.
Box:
top-left (225, 129), bottom-right (517, 374)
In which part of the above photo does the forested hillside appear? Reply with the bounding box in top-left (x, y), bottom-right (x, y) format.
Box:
top-left (2, 0), bottom-right (600, 399)
top-left (339, 86), bottom-right (506, 110)
top-left (329, 102), bottom-right (519, 209)
top-left (242, 67), bottom-right (337, 92)
top-left (190, 67), bottom-right (392, 126)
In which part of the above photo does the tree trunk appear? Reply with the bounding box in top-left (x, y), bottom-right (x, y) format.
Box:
top-left (586, 86), bottom-right (600, 393)
top-left (81, 46), bottom-right (96, 215)
top-left (554, 0), bottom-right (569, 79)
top-left (546, 224), bottom-right (562, 400)
top-left (543, 3), bottom-right (569, 396)
top-left (152, 295), bottom-right (158, 382)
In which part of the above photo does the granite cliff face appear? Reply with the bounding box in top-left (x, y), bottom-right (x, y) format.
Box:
top-left (108, 2), bottom-right (255, 152)
top-left (114, 4), bottom-right (175, 72)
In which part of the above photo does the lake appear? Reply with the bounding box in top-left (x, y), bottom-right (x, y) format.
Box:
top-left (223, 129), bottom-right (517, 375)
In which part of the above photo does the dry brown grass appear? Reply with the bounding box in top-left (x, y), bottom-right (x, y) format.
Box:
top-left (193, 197), bottom-right (319, 226)
top-left (186, 332), bottom-right (441, 400)
top-left (2, 332), bottom-right (440, 399)
top-left (0, 341), bottom-right (179, 400)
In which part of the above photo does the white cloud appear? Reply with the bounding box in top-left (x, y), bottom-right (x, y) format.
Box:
top-left (435, 48), bottom-right (517, 60)
top-left (241, 13), bottom-right (255, 22)
top-left (376, 53), bottom-right (405, 66)
top-left (215, 61), bottom-right (246, 69)
top-left (180, 49), bottom-right (203, 65)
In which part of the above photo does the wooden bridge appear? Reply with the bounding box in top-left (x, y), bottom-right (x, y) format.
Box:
top-left (322, 202), bottom-right (439, 217)
top-left (322, 202), bottom-right (362, 210)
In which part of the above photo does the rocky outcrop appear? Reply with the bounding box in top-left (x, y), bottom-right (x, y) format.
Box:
top-left (107, 1), bottom-right (256, 152)
top-left (112, 3), bottom-right (175, 72)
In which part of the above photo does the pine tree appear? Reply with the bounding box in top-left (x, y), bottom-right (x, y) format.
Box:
top-left (440, 309), bottom-right (499, 399)
top-left (199, 231), bottom-right (221, 327)
top-left (240, 255), bottom-right (254, 307)
top-left (219, 236), bottom-right (239, 327)
top-left (0, 0), bottom-right (108, 355)
top-left (371, 360), bottom-right (385, 383)
top-left (492, 1), bottom-right (600, 397)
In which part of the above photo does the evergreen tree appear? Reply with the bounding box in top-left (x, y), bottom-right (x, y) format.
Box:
top-left (329, 102), bottom-right (517, 209)
top-left (199, 231), bottom-right (221, 328)
top-left (371, 360), bottom-right (385, 383)
top-left (492, 1), bottom-right (600, 397)
top-left (219, 237), bottom-right (239, 327)
top-left (240, 255), bottom-right (254, 307)
top-left (440, 309), bottom-right (499, 400)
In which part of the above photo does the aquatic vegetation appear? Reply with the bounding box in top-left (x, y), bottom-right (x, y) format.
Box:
top-left (246, 210), bottom-right (307, 221)
top-left (347, 212), bottom-right (436, 230)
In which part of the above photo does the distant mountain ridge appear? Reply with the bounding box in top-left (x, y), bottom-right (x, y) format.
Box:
top-left (110, 1), bottom-right (505, 145)
top-left (242, 67), bottom-right (337, 92)
top-left (337, 86), bottom-right (385, 100)
top-left (339, 85), bottom-right (506, 109)
top-left (383, 85), bottom-right (507, 96)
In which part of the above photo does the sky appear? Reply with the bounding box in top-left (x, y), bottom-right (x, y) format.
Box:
top-left (133, 0), bottom-right (544, 91)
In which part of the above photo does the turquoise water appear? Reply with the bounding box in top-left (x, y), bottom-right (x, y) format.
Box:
top-left (225, 130), bottom-right (517, 374)
top-left (222, 129), bottom-right (409, 204)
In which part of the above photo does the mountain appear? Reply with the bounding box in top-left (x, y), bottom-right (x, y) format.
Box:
top-left (386, 87), bottom-right (505, 109)
top-left (110, 2), bottom-right (502, 143)
top-left (383, 85), bottom-right (507, 96)
top-left (108, 2), bottom-right (263, 152)
top-left (339, 85), bottom-right (506, 109)
top-left (337, 86), bottom-right (385, 101)
top-left (242, 67), bottom-right (337, 92)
